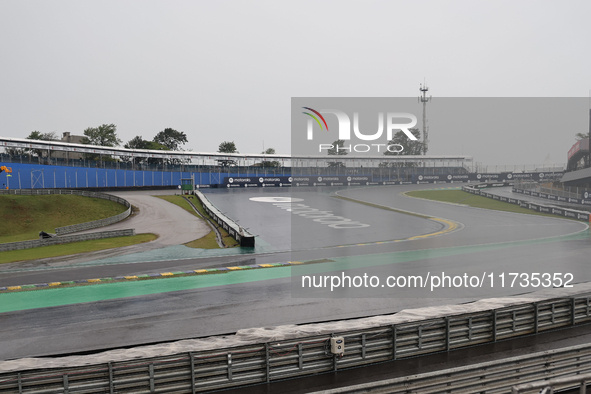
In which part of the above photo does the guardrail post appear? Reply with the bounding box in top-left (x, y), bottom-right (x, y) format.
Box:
top-left (392, 325), bottom-right (397, 360)
top-left (149, 363), bottom-right (155, 393)
top-left (362, 334), bottom-right (366, 359)
top-left (189, 352), bottom-right (196, 394)
top-left (63, 374), bottom-right (69, 394)
top-left (298, 343), bottom-right (303, 370)
top-left (108, 362), bottom-right (114, 394)
top-left (535, 303), bottom-right (539, 334)
top-left (581, 379), bottom-right (587, 394)
top-left (587, 298), bottom-right (590, 318)
top-left (418, 325), bottom-right (422, 349)
top-left (572, 298), bottom-right (577, 326)
top-left (468, 317), bottom-right (473, 341)
top-left (265, 343), bottom-right (270, 383)
top-left (493, 310), bottom-right (497, 342)
top-left (227, 353), bottom-right (233, 381)
top-left (17, 373), bottom-right (22, 393)
top-left (446, 317), bottom-right (451, 351)
top-left (551, 303), bottom-right (556, 325)
top-left (513, 311), bottom-right (517, 332)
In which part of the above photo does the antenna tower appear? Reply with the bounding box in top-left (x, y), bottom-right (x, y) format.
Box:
top-left (419, 82), bottom-right (432, 155)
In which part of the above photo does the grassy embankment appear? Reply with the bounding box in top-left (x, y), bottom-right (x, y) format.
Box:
top-left (155, 195), bottom-right (239, 248)
top-left (0, 195), bottom-right (157, 264)
top-left (405, 189), bottom-right (575, 219)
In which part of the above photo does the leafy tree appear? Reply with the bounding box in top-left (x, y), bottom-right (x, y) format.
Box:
top-left (327, 139), bottom-right (347, 169)
top-left (575, 132), bottom-right (589, 140)
top-left (259, 147), bottom-right (279, 167)
top-left (5, 131), bottom-right (58, 156)
top-left (81, 124), bottom-right (122, 147)
top-left (218, 141), bottom-right (239, 153)
top-left (27, 131), bottom-right (58, 141)
top-left (153, 128), bottom-right (188, 151)
top-left (123, 136), bottom-right (169, 165)
top-left (26, 131), bottom-right (58, 157)
top-left (217, 141), bottom-right (239, 166)
top-left (80, 124), bottom-right (121, 161)
top-left (327, 140), bottom-right (348, 156)
top-left (381, 128), bottom-right (424, 168)
top-left (124, 135), bottom-right (146, 150)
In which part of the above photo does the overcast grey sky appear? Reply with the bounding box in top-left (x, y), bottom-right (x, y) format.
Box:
top-left (1, 0), bottom-right (590, 166)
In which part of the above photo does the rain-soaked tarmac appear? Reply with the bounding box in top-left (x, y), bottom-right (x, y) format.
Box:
top-left (0, 184), bottom-right (589, 370)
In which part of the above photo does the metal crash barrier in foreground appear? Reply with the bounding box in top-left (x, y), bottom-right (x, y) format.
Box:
top-left (512, 370), bottom-right (591, 394)
top-left (2, 296), bottom-right (591, 393)
top-left (311, 342), bottom-right (591, 394)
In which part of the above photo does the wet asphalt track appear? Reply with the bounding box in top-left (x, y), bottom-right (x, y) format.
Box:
top-left (0, 184), bottom-right (589, 360)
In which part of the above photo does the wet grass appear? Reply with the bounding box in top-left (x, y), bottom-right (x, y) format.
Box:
top-left (0, 195), bottom-right (127, 243)
top-left (0, 233), bottom-right (158, 264)
top-left (405, 190), bottom-right (573, 219)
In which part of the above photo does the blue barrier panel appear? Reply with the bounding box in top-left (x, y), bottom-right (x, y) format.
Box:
top-left (0, 162), bottom-right (301, 189)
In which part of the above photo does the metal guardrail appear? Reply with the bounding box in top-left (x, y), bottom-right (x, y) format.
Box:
top-left (516, 179), bottom-right (590, 200)
top-left (313, 341), bottom-right (591, 394)
top-left (512, 370), bottom-right (591, 394)
top-left (0, 229), bottom-right (136, 252)
top-left (462, 184), bottom-right (591, 222)
top-left (194, 190), bottom-right (255, 247)
top-left (0, 188), bottom-right (132, 235)
top-left (2, 296), bottom-right (591, 393)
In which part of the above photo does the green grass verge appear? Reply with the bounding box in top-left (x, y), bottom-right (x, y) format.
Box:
top-left (0, 195), bottom-right (127, 243)
top-left (405, 190), bottom-right (572, 219)
top-left (155, 195), bottom-right (239, 248)
top-left (0, 234), bottom-right (158, 264)
top-left (184, 230), bottom-right (221, 249)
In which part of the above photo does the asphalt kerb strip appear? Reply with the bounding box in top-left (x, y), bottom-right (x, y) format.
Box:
top-left (0, 260), bottom-right (338, 293)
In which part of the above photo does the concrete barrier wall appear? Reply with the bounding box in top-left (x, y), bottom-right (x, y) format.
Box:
top-left (194, 190), bottom-right (255, 247)
top-left (0, 189), bottom-right (132, 235)
top-left (0, 229), bottom-right (136, 252)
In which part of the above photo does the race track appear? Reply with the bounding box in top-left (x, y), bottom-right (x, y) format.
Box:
top-left (0, 184), bottom-right (589, 360)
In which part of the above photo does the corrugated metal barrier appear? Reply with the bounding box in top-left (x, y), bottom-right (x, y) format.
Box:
top-left (1, 296), bottom-right (591, 393)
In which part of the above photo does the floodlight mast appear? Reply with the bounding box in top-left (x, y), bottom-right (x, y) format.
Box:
top-left (419, 83), bottom-right (432, 155)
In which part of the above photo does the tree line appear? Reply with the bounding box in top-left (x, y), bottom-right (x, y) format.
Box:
top-left (5, 125), bottom-right (281, 167)
top-left (6, 125), bottom-right (189, 165)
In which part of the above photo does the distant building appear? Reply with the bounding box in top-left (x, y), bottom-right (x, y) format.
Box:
top-left (61, 132), bottom-right (84, 144)
top-left (52, 132), bottom-right (85, 159)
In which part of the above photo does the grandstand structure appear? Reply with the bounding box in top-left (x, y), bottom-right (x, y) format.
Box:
top-left (563, 137), bottom-right (591, 188)
top-left (0, 137), bottom-right (474, 189)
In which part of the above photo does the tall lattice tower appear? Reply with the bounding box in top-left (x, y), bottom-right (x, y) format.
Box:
top-left (419, 83), bottom-right (431, 155)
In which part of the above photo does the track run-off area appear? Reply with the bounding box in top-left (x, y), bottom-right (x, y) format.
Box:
top-left (0, 184), bottom-right (589, 360)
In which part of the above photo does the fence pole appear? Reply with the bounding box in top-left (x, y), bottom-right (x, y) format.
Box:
top-left (446, 317), bottom-right (451, 351)
top-left (265, 343), bottom-right (270, 383)
top-left (108, 362), bottom-right (114, 394)
top-left (189, 352), bottom-right (196, 394)
top-left (573, 298), bottom-right (577, 326)
top-left (392, 325), bottom-right (397, 360)
top-left (493, 310), bottom-right (497, 342)
top-left (535, 303), bottom-right (539, 334)
top-left (149, 363), bottom-right (155, 393)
